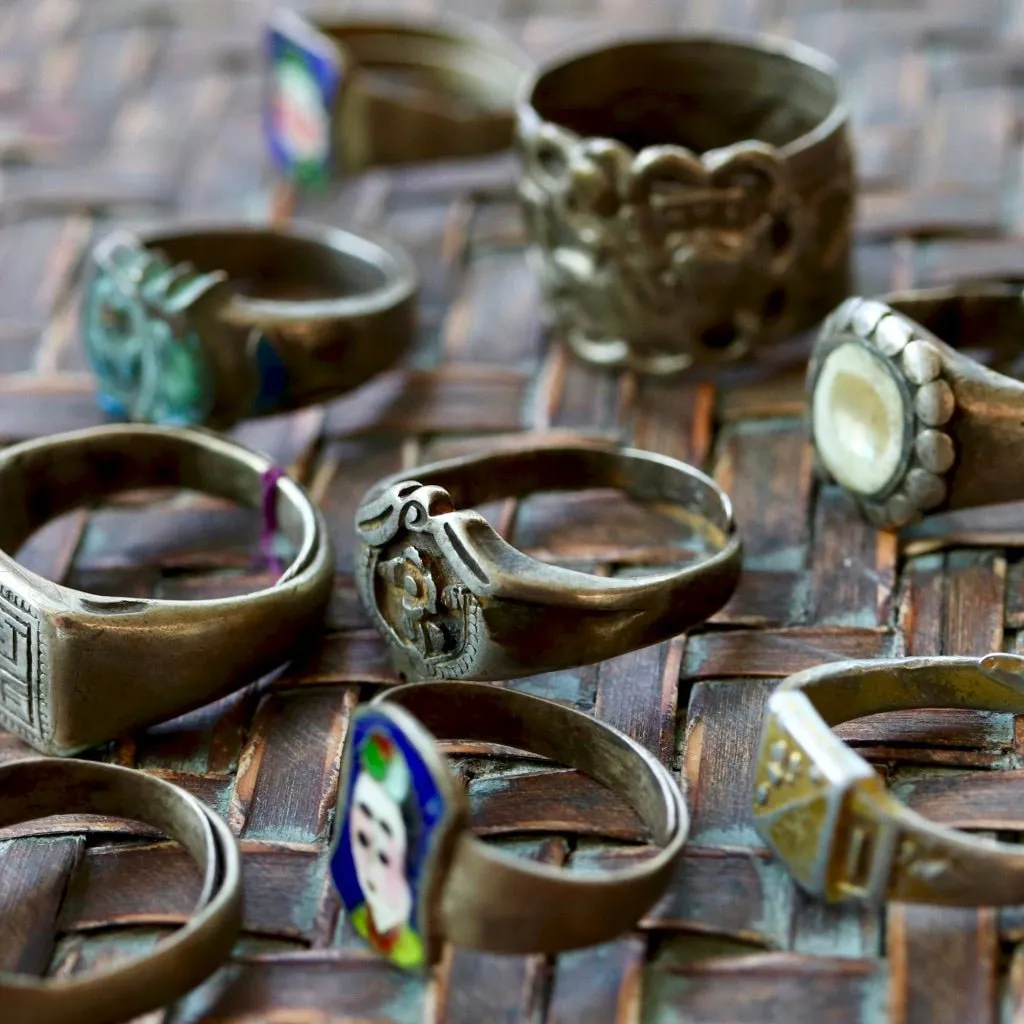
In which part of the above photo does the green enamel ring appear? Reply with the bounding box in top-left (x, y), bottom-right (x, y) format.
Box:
top-left (82, 220), bottom-right (417, 429)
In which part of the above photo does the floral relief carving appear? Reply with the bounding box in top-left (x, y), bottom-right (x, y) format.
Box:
top-left (518, 123), bottom-right (853, 372)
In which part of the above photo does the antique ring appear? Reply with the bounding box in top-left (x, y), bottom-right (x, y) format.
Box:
top-left (0, 758), bottom-right (241, 1024)
top-left (0, 424), bottom-right (333, 755)
top-left (517, 33), bottom-right (854, 375)
top-left (753, 652), bottom-right (1024, 906)
top-left (355, 440), bottom-right (741, 681)
top-left (330, 681), bottom-right (687, 967)
top-left (83, 221), bottom-right (417, 428)
top-left (809, 283), bottom-right (1024, 528)
top-left (265, 9), bottom-right (531, 183)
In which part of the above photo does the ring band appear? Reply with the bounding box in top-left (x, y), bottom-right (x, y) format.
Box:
top-left (83, 221), bottom-right (417, 428)
top-left (265, 9), bottom-right (531, 182)
top-left (808, 284), bottom-right (1024, 528)
top-left (0, 758), bottom-right (241, 1024)
top-left (354, 440), bottom-right (741, 681)
top-left (0, 424), bottom-right (333, 755)
top-left (754, 653), bottom-right (1024, 906)
top-left (517, 33), bottom-right (853, 375)
top-left (331, 681), bottom-right (687, 967)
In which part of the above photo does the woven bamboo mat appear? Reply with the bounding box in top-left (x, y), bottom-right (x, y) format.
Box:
top-left (1, 0), bottom-right (1023, 1021)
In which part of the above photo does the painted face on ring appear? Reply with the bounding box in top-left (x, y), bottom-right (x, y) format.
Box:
top-left (350, 771), bottom-right (413, 933)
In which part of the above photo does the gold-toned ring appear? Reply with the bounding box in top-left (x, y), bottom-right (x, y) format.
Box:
top-left (754, 653), bottom-right (1024, 906)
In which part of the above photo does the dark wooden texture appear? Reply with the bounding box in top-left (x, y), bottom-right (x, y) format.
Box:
top-left (0, 0), bottom-right (1022, 1020)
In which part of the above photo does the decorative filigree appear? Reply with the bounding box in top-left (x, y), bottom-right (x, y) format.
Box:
top-left (518, 120), bottom-right (854, 373)
top-left (83, 232), bottom-right (229, 425)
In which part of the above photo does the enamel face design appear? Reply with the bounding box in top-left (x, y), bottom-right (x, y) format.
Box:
top-left (265, 14), bottom-right (344, 185)
top-left (331, 705), bottom-right (455, 969)
top-left (82, 234), bottom-right (224, 426)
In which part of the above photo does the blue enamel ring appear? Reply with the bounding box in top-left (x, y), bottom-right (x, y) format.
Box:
top-left (330, 681), bottom-right (688, 968)
top-left (82, 221), bottom-right (417, 428)
top-left (264, 9), bottom-right (531, 183)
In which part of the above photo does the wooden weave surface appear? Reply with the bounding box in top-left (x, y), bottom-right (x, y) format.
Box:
top-left (1, 0), bottom-right (1022, 1021)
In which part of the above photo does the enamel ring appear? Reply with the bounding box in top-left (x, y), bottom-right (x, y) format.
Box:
top-left (517, 33), bottom-right (854, 375)
top-left (754, 652), bottom-right (1024, 906)
top-left (83, 221), bottom-right (417, 429)
top-left (330, 681), bottom-right (688, 967)
top-left (0, 758), bottom-right (241, 1024)
top-left (354, 439), bottom-right (741, 681)
top-left (0, 424), bottom-right (332, 755)
top-left (264, 9), bottom-right (531, 182)
top-left (809, 283), bottom-right (1024, 528)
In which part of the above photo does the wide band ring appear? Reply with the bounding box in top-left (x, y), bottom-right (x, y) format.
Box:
top-left (0, 758), bottom-right (242, 1024)
top-left (355, 440), bottom-right (741, 681)
top-left (330, 681), bottom-right (687, 967)
top-left (808, 284), bottom-right (1024, 528)
top-left (0, 424), bottom-right (333, 755)
top-left (83, 221), bottom-right (417, 428)
top-left (265, 9), bottom-right (532, 182)
top-left (754, 652), bottom-right (1024, 907)
top-left (517, 33), bottom-right (854, 375)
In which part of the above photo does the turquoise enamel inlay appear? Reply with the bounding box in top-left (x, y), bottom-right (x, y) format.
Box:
top-left (83, 235), bottom-right (223, 426)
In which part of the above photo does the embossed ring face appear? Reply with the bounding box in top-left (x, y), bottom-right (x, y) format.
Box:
top-left (84, 234), bottom-right (226, 426)
top-left (753, 691), bottom-right (881, 901)
top-left (355, 482), bottom-right (487, 681)
top-left (809, 299), bottom-right (958, 528)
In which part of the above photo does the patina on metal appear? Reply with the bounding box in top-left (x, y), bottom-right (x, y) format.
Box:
top-left (808, 283), bottom-right (1024, 528)
top-left (264, 8), bottom-right (532, 183)
top-left (0, 424), bottom-right (333, 755)
top-left (355, 438), bottom-right (741, 681)
top-left (517, 33), bottom-right (854, 375)
top-left (0, 758), bottom-right (241, 1024)
top-left (330, 681), bottom-right (688, 967)
top-left (83, 221), bottom-right (417, 428)
top-left (753, 653), bottom-right (1024, 905)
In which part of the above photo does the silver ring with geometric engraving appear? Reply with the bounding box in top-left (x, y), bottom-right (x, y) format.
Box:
top-left (0, 423), bottom-right (332, 755)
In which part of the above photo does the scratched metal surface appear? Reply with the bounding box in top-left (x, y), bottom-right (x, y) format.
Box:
top-left (0, 1), bottom-right (1022, 1021)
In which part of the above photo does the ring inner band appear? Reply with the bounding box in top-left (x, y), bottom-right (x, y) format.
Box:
top-left (0, 429), bottom-right (309, 575)
top-left (404, 444), bottom-right (733, 540)
top-left (529, 38), bottom-right (839, 155)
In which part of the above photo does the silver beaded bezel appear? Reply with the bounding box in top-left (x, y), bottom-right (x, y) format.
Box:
top-left (808, 297), bottom-right (957, 528)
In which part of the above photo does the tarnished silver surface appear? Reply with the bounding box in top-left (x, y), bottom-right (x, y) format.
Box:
top-left (517, 33), bottom-right (853, 375)
top-left (0, 424), bottom-right (333, 755)
top-left (354, 439), bottom-right (741, 681)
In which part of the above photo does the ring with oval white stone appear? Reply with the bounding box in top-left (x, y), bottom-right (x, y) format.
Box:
top-left (807, 283), bottom-right (1024, 528)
